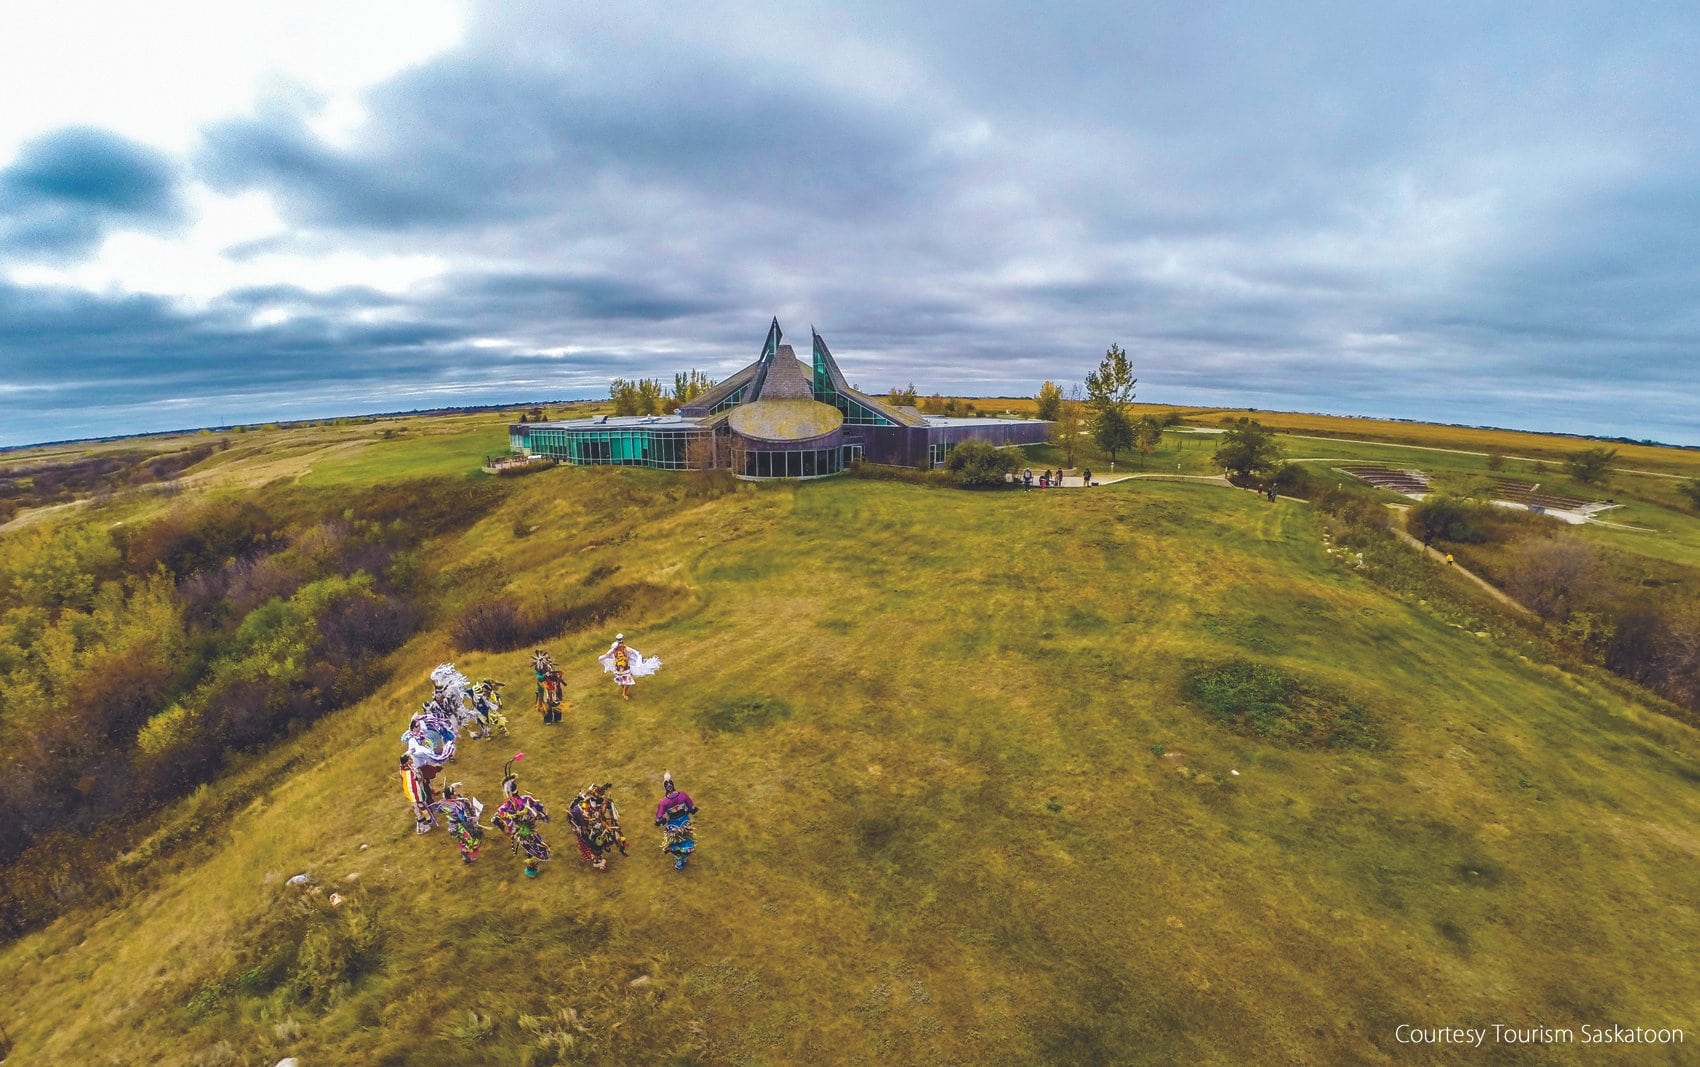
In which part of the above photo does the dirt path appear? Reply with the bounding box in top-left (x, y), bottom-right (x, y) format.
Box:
top-left (1384, 504), bottom-right (1535, 615)
top-left (0, 496), bottom-right (93, 535)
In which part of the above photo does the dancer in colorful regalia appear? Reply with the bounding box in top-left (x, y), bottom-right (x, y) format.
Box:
top-left (432, 781), bottom-right (485, 863)
top-left (402, 710), bottom-right (455, 794)
top-left (572, 782), bottom-right (629, 859)
top-left (533, 650), bottom-right (567, 725)
top-left (470, 679), bottom-right (509, 739)
top-left (597, 634), bottom-right (661, 701)
top-left (492, 754), bottom-right (552, 878)
top-left (655, 771), bottom-right (698, 871)
top-left (399, 754), bottom-right (436, 833)
top-left (430, 663), bottom-right (486, 740)
top-left (572, 817), bottom-right (620, 872)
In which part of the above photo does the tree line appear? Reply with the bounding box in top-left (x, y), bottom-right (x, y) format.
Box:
top-left (609, 370), bottom-right (718, 417)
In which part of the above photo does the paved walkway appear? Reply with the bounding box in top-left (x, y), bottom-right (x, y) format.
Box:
top-left (1029, 470), bottom-right (1230, 488)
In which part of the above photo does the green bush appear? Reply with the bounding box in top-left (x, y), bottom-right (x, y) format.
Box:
top-left (944, 439), bottom-right (1019, 488)
top-left (1186, 660), bottom-right (1378, 748)
top-left (1564, 446), bottom-right (1617, 485)
top-left (845, 461), bottom-right (952, 487)
top-left (1410, 495), bottom-right (1488, 543)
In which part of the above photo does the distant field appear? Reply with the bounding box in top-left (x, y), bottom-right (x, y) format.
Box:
top-left (3, 410), bottom-right (1697, 1064)
top-left (1179, 407), bottom-right (1700, 475)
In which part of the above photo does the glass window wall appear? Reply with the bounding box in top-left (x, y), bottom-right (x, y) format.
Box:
top-left (737, 445), bottom-right (844, 480)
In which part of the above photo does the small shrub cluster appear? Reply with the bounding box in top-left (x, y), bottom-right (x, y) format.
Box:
top-left (845, 461), bottom-right (952, 488)
top-left (944, 440), bottom-right (1019, 488)
top-left (1410, 495), bottom-right (1490, 543)
top-left (451, 582), bottom-right (687, 653)
top-left (1186, 660), bottom-right (1378, 748)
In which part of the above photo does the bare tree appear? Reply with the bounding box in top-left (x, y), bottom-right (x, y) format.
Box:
top-left (1501, 537), bottom-right (1612, 622)
top-left (1050, 385), bottom-right (1086, 468)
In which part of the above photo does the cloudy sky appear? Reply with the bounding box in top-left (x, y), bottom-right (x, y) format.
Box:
top-left (3, 2), bottom-right (1697, 447)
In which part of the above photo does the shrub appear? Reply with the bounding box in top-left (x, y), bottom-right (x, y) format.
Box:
top-left (1678, 479), bottom-right (1700, 512)
top-left (1500, 537), bottom-right (1611, 622)
top-left (1186, 660), bottom-right (1378, 748)
top-left (313, 592), bottom-right (421, 663)
top-left (944, 439), bottom-right (1018, 488)
top-left (451, 583), bottom-right (686, 652)
top-left (1313, 482), bottom-right (1390, 538)
top-left (1268, 462), bottom-right (1311, 495)
top-left (1410, 495), bottom-right (1489, 544)
top-left (451, 598), bottom-right (525, 651)
top-left (845, 461), bottom-right (952, 488)
top-left (1564, 446), bottom-right (1617, 485)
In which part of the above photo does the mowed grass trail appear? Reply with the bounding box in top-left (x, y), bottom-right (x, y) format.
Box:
top-left (4, 469), bottom-right (1699, 1065)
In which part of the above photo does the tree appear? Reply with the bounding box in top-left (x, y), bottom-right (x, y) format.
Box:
top-left (1409, 495), bottom-right (1487, 543)
top-left (673, 370), bottom-right (716, 406)
top-left (1212, 418), bottom-right (1283, 481)
top-left (611, 378), bottom-right (666, 416)
top-left (1501, 537), bottom-right (1611, 622)
top-left (1134, 415), bottom-right (1165, 467)
top-left (1093, 407), bottom-right (1135, 466)
top-left (685, 431), bottom-right (721, 471)
top-left (1035, 381), bottom-right (1063, 421)
top-left (944, 439), bottom-right (1018, 487)
top-left (1564, 447), bottom-right (1618, 485)
top-left (888, 382), bottom-right (919, 407)
top-left (921, 393), bottom-right (945, 415)
top-left (610, 379), bottom-right (639, 416)
top-left (1084, 343), bottom-right (1137, 412)
top-left (1085, 344), bottom-right (1137, 466)
top-left (1049, 385), bottom-right (1085, 467)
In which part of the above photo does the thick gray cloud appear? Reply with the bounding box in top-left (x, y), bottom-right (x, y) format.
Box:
top-left (0, 127), bottom-right (182, 256)
top-left (3, 2), bottom-right (1699, 447)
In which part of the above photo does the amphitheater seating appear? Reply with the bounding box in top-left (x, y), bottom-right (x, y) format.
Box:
top-left (1337, 466), bottom-right (1431, 497)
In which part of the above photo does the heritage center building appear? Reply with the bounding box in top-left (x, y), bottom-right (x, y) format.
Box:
top-left (509, 320), bottom-right (1051, 479)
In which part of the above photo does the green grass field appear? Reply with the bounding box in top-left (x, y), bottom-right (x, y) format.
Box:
top-left (3, 413), bottom-right (1698, 1065)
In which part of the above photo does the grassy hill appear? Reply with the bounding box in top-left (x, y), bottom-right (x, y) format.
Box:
top-left (2, 413), bottom-right (1698, 1065)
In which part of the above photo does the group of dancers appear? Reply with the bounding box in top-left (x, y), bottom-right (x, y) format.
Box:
top-left (532, 633), bottom-right (662, 724)
top-left (395, 636), bottom-right (694, 876)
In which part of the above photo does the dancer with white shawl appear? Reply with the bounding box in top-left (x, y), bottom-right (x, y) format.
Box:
top-left (597, 633), bottom-right (660, 701)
